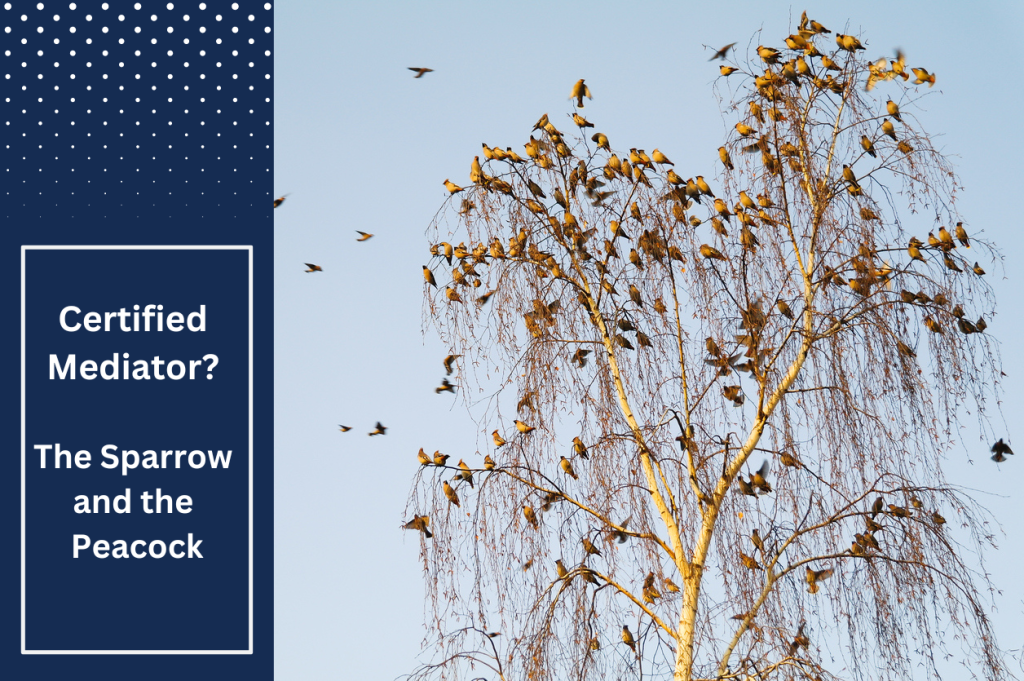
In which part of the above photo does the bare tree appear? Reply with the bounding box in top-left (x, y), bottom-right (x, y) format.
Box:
top-left (404, 12), bottom-right (1008, 681)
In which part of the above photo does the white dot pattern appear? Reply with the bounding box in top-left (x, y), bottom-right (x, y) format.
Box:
top-left (3, 0), bottom-right (272, 212)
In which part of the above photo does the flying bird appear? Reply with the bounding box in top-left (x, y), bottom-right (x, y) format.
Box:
top-left (436, 378), bottom-right (456, 394)
top-left (443, 354), bottom-right (460, 375)
top-left (408, 67), bottom-right (434, 78)
top-left (368, 422), bottom-right (387, 436)
top-left (709, 42), bottom-right (737, 61)
top-left (402, 515), bottom-right (432, 538)
top-left (304, 263), bottom-right (322, 273)
top-left (991, 438), bottom-right (1014, 462)
top-left (570, 79), bottom-right (592, 107)
top-left (338, 425), bottom-right (352, 433)
top-left (273, 194), bottom-right (290, 208)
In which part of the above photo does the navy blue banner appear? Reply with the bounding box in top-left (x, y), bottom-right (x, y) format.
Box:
top-left (3, 0), bottom-right (272, 675)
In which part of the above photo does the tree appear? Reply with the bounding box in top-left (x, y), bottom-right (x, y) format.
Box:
top-left (404, 12), bottom-right (1007, 681)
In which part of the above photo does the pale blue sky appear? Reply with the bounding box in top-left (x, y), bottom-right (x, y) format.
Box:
top-left (272, 2), bottom-right (1024, 678)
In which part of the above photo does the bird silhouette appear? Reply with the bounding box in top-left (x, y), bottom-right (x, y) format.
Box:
top-left (408, 67), bottom-right (434, 78)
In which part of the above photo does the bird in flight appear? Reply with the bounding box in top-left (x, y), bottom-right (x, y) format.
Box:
top-left (709, 42), bottom-right (737, 61)
top-left (338, 425), bottom-right (352, 433)
top-left (408, 67), bottom-right (434, 78)
top-left (356, 231), bottom-right (374, 242)
top-left (273, 194), bottom-right (290, 208)
top-left (368, 422), bottom-right (387, 436)
top-left (304, 263), bottom-right (323, 273)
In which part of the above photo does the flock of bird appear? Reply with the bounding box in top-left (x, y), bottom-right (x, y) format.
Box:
top-left (272, 15), bottom-right (1012, 656)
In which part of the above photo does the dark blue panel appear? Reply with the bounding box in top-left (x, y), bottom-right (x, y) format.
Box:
top-left (3, 0), bottom-right (272, 676)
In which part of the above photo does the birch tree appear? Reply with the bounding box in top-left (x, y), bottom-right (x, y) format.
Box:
top-left (405, 12), bottom-right (1007, 681)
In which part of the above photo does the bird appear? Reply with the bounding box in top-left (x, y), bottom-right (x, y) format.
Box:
top-left (492, 430), bottom-right (506, 448)
top-left (740, 550), bottom-right (761, 570)
top-left (664, 577), bottom-right (680, 593)
top-left (842, 164), bottom-right (860, 190)
top-left (582, 537), bottom-right (602, 556)
top-left (751, 529), bottom-right (764, 552)
top-left (888, 504), bottom-right (912, 518)
top-left (273, 194), bottom-right (289, 208)
top-left (515, 420), bottom-right (535, 434)
top-left (912, 67), bottom-right (936, 86)
top-left (523, 505), bottom-right (538, 529)
top-left (861, 135), bottom-right (877, 158)
top-left (433, 451), bottom-right (450, 466)
top-left (835, 33), bottom-right (865, 51)
top-left (777, 300), bottom-right (794, 320)
top-left (750, 460), bottom-right (772, 494)
top-left (560, 456), bottom-right (579, 480)
top-left (436, 378), bottom-right (456, 394)
top-left (304, 263), bottom-right (322, 273)
top-left (573, 436), bottom-right (589, 460)
top-left (570, 79), bottom-right (592, 108)
top-left (443, 354), bottom-right (460, 375)
top-left (938, 226), bottom-right (954, 248)
top-left (881, 119), bottom-right (897, 140)
top-left (483, 455), bottom-right (495, 470)
top-left (735, 122), bottom-right (757, 137)
top-left (572, 112), bottom-right (593, 128)
top-left (458, 459), bottom-right (474, 488)
top-left (408, 67), bottom-right (434, 78)
top-left (719, 146), bottom-right (734, 170)
top-left (338, 425), bottom-right (352, 433)
top-left (402, 515), bottom-right (432, 538)
top-left (423, 266), bottom-right (436, 287)
top-left (737, 477), bottom-right (756, 497)
top-left (652, 148), bottom-right (674, 165)
top-left (356, 231), bottom-right (374, 242)
top-left (805, 566), bottom-right (833, 594)
top-left (443, 179), bottom-right (463, 194)
top-left (621, 625), bottom-right (636, 652)
top-left (417, 448), bottom-right (431, 466)
top-left (700, 244), bottom-right (728, 261)
top-left (592, 132), bottom-right (610, 150)
top-left (443, 480), bottom-right (461, 507)
top-left (446, 287), bottom-right (462, 303)
top-left (991, 439), bottom-right (1013, 462)
top-left (720, 65), bottom-right (738, 76)
top-left (709, 42), bottom-right (737, 61)
top-left (908, 240), bottom-right (925, 262)
top-left (886, 98), bottom-right (902, 122)
top-left (555, 559), bottom-right (569, 579)
top-left (955, 222), bottom-right (970, 248)
top-left (757, 45), bottom-right (781, 63)
top-left (571, 348), bottom-right (591, 367)
top-left (772, 448), bottom-right (800, 468)
top-left (932, 511), bottom-right (946, 525)
top-left (368, 422), bottom-right (387, 436)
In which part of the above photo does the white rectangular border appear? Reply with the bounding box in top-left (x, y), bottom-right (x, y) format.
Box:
top-left (21, 245), bottom-right (254, 655)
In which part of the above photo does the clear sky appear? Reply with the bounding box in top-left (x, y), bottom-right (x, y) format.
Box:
top-left (272, 2), bottom-right (1024, 678)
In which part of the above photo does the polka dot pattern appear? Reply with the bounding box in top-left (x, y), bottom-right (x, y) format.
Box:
top-left (3, 0), bottom-right (272, 218)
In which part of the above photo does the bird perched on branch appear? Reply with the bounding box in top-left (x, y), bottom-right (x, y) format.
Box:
top-left (622, 625), bottom-right (636, 652)
top-left (443, 480), bottom-right (460, 507)
top-left (560, 456), bottom-right (579, 480)
top-left (515, 420), bottom-right (536, 434)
